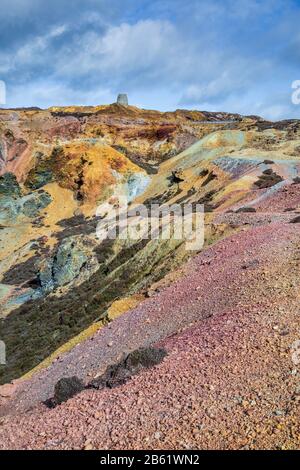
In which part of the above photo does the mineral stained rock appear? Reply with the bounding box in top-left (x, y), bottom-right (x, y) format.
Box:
top-left (37, 235), bottom-right (99, 292)
top-left (0, 189), bottom-right (52, 223)
top-left (0, 172), bottom-right (21, 198)
top-left (1, 104), bottom-right (300, 451)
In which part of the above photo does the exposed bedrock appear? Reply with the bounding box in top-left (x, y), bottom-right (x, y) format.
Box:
top-left (37, 235), bottom-right (99, 293)
top-left (0, 188), bottom-right (52, 224)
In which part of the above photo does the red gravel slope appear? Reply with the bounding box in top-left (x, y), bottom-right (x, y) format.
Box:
top-left (0, 221), bottom-right (299, 449)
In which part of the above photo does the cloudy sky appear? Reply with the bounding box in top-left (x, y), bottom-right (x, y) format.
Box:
top-left (0, 0), bottom-right (300, 119)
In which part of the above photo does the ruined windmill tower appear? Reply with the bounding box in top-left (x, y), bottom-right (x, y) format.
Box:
top-left (117, 93), bottom-right (129, 106)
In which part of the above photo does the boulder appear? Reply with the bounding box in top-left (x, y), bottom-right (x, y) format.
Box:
top-left (53, 376), bottom-right (84, 405)
top-left (0, 383), bottom-right (17, 398)
top-left (90, 347), bottom-right (167, 390)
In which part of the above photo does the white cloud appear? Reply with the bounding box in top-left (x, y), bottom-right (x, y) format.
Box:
top-left (1, 1), bottom-right (299, 120)
top-left (0, 23), bottom-right (68, 75)
top-left (5, 80), bottom-right (114, 108)
top-left (181, 70), bottom-right (244, 104)
top-left (14, 24), bottom-right (68, 67)
top-left (192, 87), bottom-right (300, 122)
top-left (57, 19), bottom-right (183, 82)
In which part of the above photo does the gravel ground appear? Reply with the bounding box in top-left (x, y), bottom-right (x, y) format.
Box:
top-left (254, 183), bottom-right (300, 212)
top-left (0, 221), bottom-right (299, 449)
top-left (215, 182), bottom-right (300, 227)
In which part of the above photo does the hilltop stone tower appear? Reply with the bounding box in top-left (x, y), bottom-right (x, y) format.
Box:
top-left (117, 93), bottom-right (128, 106)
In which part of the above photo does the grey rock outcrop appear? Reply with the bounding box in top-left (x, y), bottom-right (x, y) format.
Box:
top-left (37, 235), bottom-right (99, 293)
top-left (0, 189), bottom-right (52, 224)
top-left (0, 172), bottom-right (21, 198)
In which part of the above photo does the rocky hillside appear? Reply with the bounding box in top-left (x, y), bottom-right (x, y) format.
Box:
top-left (0, 104), bottom-right (300, 449)
top-left (0, 104), bottom-right (257, 383)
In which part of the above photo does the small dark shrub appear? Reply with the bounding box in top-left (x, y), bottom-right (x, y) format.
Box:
top-left (236, 207), bottom-right (256, 213)
top-left (254, 171), bottom-right (283, 189)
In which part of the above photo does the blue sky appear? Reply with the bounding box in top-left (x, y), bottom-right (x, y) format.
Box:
top-left (0, 0), bottom-right (300, 119)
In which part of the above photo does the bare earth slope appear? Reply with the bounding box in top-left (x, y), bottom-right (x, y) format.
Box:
top-left (0, 105), bottom-right (300, 449)
top-left (0, 221), bottom-right (299, 449)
